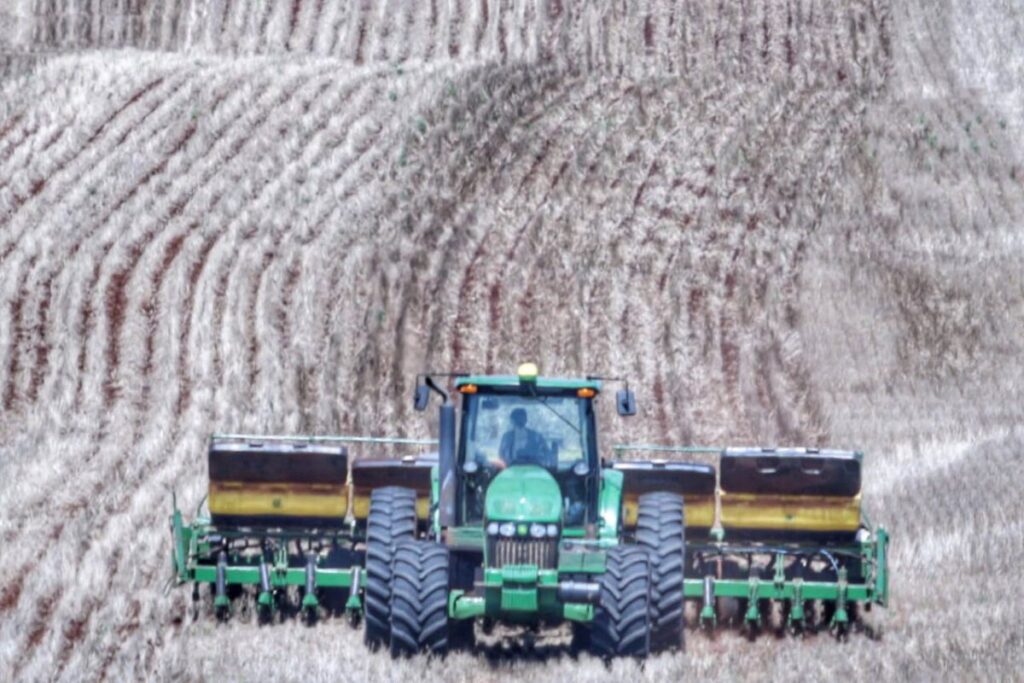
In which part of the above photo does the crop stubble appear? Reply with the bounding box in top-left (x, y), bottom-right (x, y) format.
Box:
top-left (1, 1), bottom-right (1022, 680)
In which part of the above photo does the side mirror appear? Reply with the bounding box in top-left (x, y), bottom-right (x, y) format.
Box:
top-left (413, 384), bottom-right (430, 411)
top-left (616, 389), bottom-right (636, 416)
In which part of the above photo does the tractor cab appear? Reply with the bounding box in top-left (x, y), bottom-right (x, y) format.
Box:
top-left (453, 367), bottom-right (602, 528)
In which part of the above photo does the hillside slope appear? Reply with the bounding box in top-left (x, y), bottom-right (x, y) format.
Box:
top-left (1, 1), bottom-right (1022, 681)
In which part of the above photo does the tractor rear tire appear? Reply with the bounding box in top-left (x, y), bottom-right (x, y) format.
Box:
top-left (364, 487), bottom-right (417, 649)
top-left (590, 546), bottom-right (653, 658)
top-left (636, 491), bottom-right (686, 652)
top-left (389, 540), bottom-right (452, 656)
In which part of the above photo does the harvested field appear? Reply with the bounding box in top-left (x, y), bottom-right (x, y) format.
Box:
top-left (1, 1), bottom-right (1022, 681)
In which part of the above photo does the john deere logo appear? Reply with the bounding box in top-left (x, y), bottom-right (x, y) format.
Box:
top-left (272, 498), bottom-right (282, 509)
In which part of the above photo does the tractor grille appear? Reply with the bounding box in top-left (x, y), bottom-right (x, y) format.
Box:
top-left (490, 538), bottom-right (558, 569)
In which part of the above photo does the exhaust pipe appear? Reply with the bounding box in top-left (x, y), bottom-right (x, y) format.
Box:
top-left (438, 402), bottom-right (456, 528)
top-left (421, 376), bottom-right (457, 529)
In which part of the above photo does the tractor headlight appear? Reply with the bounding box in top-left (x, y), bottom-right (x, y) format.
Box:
top-left (546, 524), bottom-right (559, 537)
top-left (498, 522), bottom-right (516, 537)
top-left (486, 521), bottom-right (499, 536)
top-left (529, 523), bottom-right (546, 538)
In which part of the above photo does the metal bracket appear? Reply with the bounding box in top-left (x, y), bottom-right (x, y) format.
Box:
top-left (789, 578), bottom-right (805, 628)
top-left (773, 552), bottom-right (786, 589)
top-left (700, 575), bottom-right (717, 628)
top-left (745, 576), bottom-right (761, 626)
top-left (833, 567), bottom-right (849, 629)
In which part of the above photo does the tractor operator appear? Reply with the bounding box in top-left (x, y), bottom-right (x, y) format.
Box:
top-left (497, 407), bottom-right (552, 467)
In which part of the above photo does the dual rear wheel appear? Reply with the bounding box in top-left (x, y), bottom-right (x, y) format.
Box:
top-left (636, 491), bottom-right (687, 652)
top-left (364, 487), bottom-right (470, 656)
top-left (389, 540), bottom-right (452, 654)
top-left (364, 487), bottom-right (417, 648)
top-left (590, 491), bottom-right (687, 657)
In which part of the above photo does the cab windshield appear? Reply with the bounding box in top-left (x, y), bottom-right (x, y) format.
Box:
top-left (459, 391), bottom-right (597, 525)
top-left (462, 393), bottom-right (591, 471)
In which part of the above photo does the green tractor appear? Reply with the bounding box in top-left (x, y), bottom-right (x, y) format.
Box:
top-left (368, 363), bottom-right (687, 656)
top-left (170, 363), bottom-right (889, 656)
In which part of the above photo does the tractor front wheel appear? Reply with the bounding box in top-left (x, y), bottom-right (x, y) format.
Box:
top-left (389, 540), bottom-right (452, 656)
top-left (590, 546), bottom-right (652, 658)
top-left (364, 487), bottom-right (417, 649)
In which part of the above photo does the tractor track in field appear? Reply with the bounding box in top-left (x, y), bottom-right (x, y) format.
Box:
top-left (611, 98), bottom-right (707, 441)
top-left (737, 91), bottom-right (847, 444)
top-left (636, 97), bottom-right (734, 444)
top-left (366, 63), bottom-right (577, 389)
top-left (391, 64), bottom-right (594, 411)
top-left (600, 86), bottom-right (720, 440)
top-left (442, 74), bottom-right (579, 369)
top-left (711, 89), bottom-right (807, 440)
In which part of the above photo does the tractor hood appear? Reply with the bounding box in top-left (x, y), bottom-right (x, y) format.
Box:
top-left (484, 466), bottom-right (562, 523)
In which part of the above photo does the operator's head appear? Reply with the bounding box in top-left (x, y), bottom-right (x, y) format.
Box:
top-left (510, 407), bottom-right (528, 428)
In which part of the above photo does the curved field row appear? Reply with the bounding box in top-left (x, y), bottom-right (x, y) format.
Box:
top-left (2, 63), bottom-right (294, 677)
top-left (5, 1), bottom-right (891, 88)
top-left (61, 67), bottom-right (413, 678)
